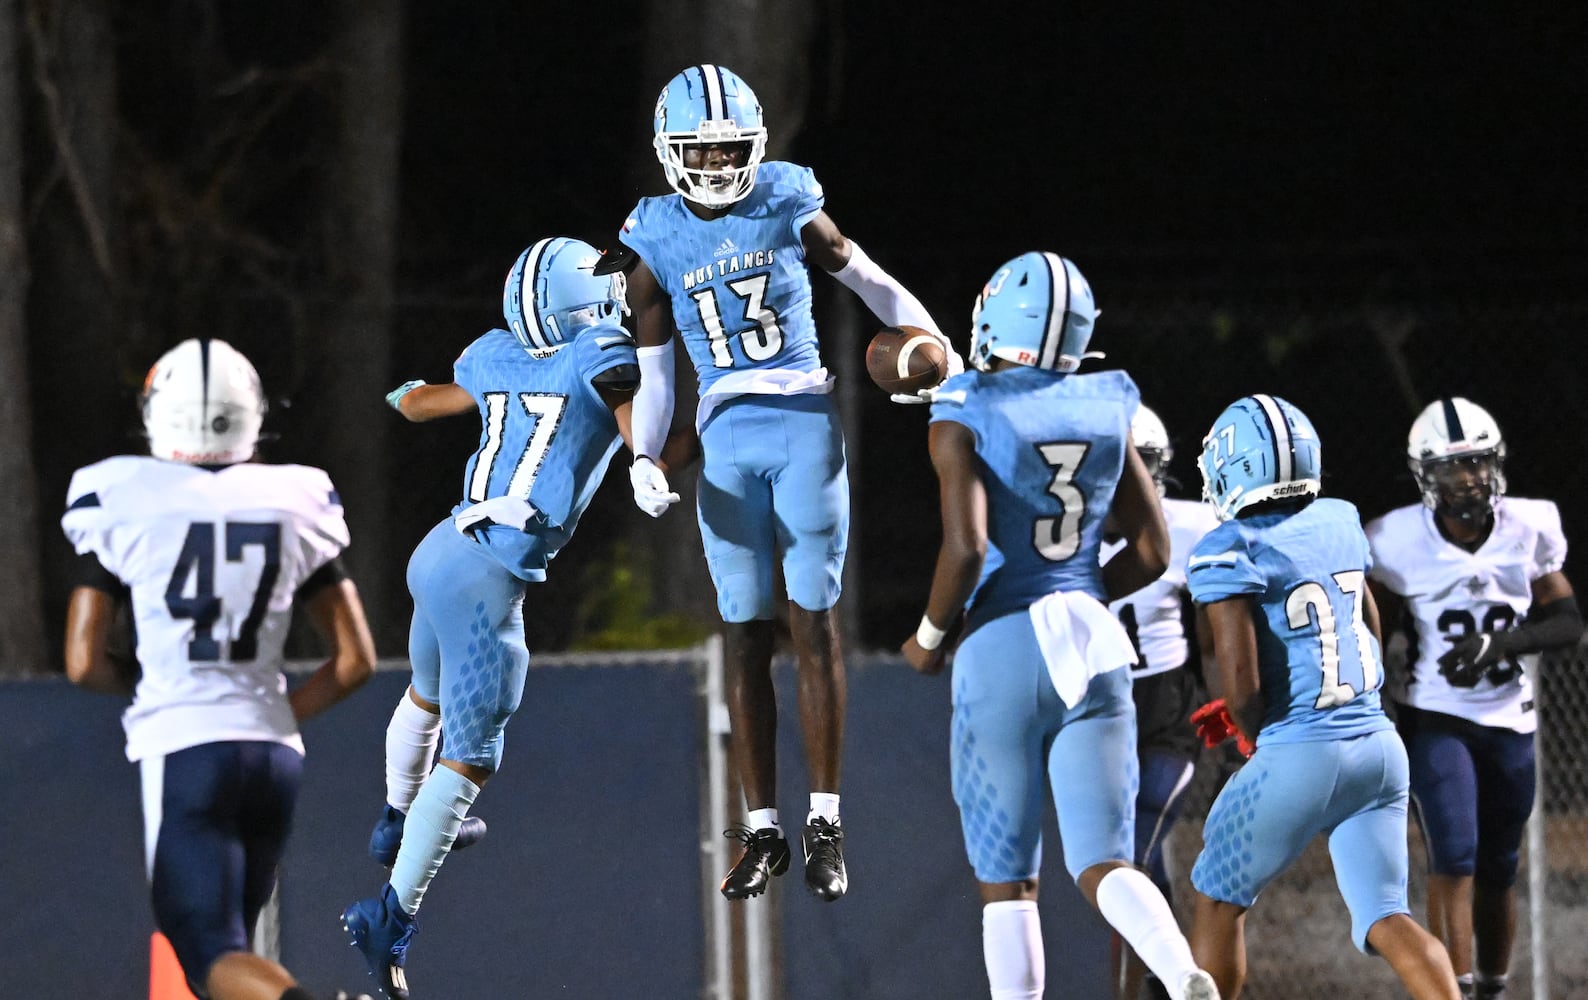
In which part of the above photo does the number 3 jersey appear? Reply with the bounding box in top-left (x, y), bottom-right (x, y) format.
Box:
top-left (452, 325), bottom-right (636, 582)
top-left (929, 366), bottom-right (1138, 636)
top-left (1187, 498), bottom-right (1392, 746)
top-left (1365, 497), bottom-right (1567, 733)
top-left (61, 456), bottom-right (349, 761)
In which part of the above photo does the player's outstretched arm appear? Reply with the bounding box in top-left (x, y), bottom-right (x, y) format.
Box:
top-left (63, 586), bottom-right (136, 695)
top-left (902, 420), bottom-right (984, 675)
top-left (1101, 436), bottom-right (1170, 601)
top-left (1203, 596), bottom-right (1264, 741)
top-left (289, 577), bottom-right (376, 722)
top-left (386, 380), bottom-right (475, 422)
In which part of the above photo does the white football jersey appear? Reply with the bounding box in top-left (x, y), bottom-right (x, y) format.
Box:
top-left (1104, 497), bottom-right (1221, 678)
top-left (1366, 497), bottom-right (1567, 733)
top-left (61, 456), bottom-right (350, 761)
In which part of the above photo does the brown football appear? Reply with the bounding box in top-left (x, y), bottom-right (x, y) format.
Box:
top-left (865, 325), bottom-right (948, 395)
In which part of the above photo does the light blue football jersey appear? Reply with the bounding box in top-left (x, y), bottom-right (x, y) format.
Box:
top-left (930, 367), bottom-right (1138, 634)
top-left (452, 325), bottom-right (636, 581)
top-left (1186, 497), bottom-right (1393, 744)
top-left (619, 161), bottom-right (826, 389)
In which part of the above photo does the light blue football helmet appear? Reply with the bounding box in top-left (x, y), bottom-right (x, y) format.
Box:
top-left (968, 252), bottom-right (1100, 373)
top-left (1198, 394), bottom-right (1323, 521)
top-left (503, 237), bottom-right (627, 353)
top-left (652, 64), bottom-right (768, 208)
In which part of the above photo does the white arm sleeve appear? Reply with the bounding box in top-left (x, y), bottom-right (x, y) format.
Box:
top-left (632, 343), bottom-right (676, 461)
top-left (828, 242), bottom-right (942, 337)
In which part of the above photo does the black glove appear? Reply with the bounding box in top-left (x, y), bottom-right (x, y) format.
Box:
top-left (1436, 632), bottom-right (1508, 688)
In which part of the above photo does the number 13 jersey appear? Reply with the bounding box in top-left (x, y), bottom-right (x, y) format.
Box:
top-left (1366, 497), bottom-right (1567, 733)
top-left (61, 456), bottom-right (349, 761)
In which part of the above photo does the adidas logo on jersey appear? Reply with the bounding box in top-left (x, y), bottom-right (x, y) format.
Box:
top-left (713, 237), bottom-right (739, 258)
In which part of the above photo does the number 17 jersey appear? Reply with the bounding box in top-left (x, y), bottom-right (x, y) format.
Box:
top-left (61, 456), bottom-right (350, 761)
top-left (1187, 498), bottom-right (1392, 746)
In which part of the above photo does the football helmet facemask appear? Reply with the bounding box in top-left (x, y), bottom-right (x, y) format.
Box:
top-left (652, 64), bottom-right (768, 209)
top-left (503, 237), bottom-right (628, 354)
top-left (1407, 397), bottom-right (1506, 527)
top-left (1132, 403), bottom-right (1172, 496)
top-left (969, 252), bottom-right (1101, 373)
top-left (1198, 394), bottom-right (1322, 522)
top-left (141, 338), bottom-right (266, 465)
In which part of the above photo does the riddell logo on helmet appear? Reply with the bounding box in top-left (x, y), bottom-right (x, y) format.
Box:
top-left (1012, 349), bottom-right (1037, 364)
top-left (171, 448), bottom-right (232, 463)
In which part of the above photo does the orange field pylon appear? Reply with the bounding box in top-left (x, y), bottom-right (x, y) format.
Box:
top-left (149, 932), bottom-right (200, 1000)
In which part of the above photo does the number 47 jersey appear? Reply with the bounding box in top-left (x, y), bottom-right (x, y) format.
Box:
top-left (62, 456), bottom-right (350, 761)
top-left (1187, 497), bottom-right (1393, 747)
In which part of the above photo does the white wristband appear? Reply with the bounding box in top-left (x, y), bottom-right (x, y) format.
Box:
top-left (915, 615), bottom-right (946, 651)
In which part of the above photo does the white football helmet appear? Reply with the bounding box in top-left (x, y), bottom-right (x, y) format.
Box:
top-left (141, 338), bottom-right (266, 465)
top-left (1407, 397), bottom-right (1506, 525)
top-left (1132, 404), bottom-right (1171, 495)
top-left (652, 64), bottom-right (767, 208)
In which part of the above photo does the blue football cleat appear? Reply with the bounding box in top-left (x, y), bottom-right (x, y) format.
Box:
top-left (341, 883), bottom-right (417, 1000)
top-left (368, 804), bottom-right (488, 867)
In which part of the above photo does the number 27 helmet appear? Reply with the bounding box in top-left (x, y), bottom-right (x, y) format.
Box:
top-left (652, 64), bottom-right (768, 208)
top-left (1198, 394), bottom-right (1322, 522)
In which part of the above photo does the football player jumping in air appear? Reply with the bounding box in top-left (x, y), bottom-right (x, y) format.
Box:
top-left (608, 63), bottom-right (959, 903)
top-left (63, 338), bottom-right (377, 1000)
top-left (901, 252), bottom-right (1220, 1000)
top-left (1366, 398), bottom-right (1581, 1000)
top-left (341, 238), bottom-right (656, 1000)
top-left (1184, 395), bottom-right (1459, 1000)
top-left (1105, 403), bottom-right (1221, 1000)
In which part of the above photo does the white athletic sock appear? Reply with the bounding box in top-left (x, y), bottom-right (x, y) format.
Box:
top-left (747, 807), bottom-right (780, 833)
top-left (808, 792), bottom-right (841, 825)
top-left (982, 899), bottom-right (1043, 1000)
top-left (390, 765), bottom-right (481, 916)
top-left (385, 692), bottom-right (441, 813)
top-left (1094, 867), bottom-right (1199, 989)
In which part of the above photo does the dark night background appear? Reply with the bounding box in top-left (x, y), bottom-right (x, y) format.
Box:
top-left (17, 1), bottom-right (1588, 658)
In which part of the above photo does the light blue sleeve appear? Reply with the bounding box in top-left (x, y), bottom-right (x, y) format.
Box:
top-left (1186, 525), bottom-right (1266, 603)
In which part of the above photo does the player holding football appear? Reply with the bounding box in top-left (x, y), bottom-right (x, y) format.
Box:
top-left (1105, 403), bottom-right (1220, 1000)
top-left (341, 238), bottom-right (652, 999)
top-left (1366, 398), bottom-right (1581, 1000)
top-left (1184, 394), bottom-right (1459, 1000)
top-left (901, 252), bottom-right (1220, 1000)
top-left (63, 338), bottom-right (377, 1000)
top-left (609, 63), bottom-right (957, 902)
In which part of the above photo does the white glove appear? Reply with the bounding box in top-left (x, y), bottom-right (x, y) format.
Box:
top-left (890, 333), bottom-right (964, 405)
top-left (629, 456), bottom-right (681, 518)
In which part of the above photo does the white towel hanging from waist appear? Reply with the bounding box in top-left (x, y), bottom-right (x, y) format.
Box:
top-left (1028, 590), bottom-right (1139, 709)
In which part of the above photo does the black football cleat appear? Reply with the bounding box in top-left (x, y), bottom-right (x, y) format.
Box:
top-left (720, 826), bottom-right (790, 900)
top-left (802, 817), bottom-right (847, 901)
